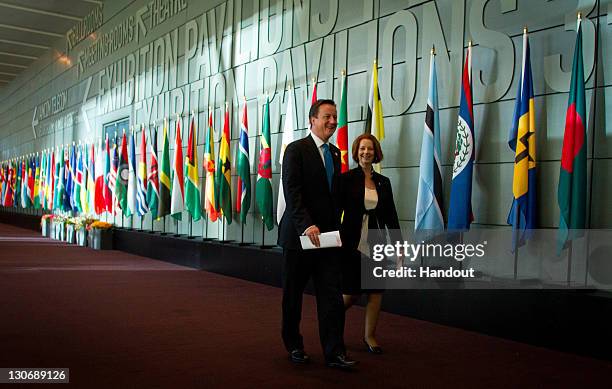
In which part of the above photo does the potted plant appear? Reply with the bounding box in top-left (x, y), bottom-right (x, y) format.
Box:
top-left (53, 214), bottom-right (66, 241)
top-left (87, 221), bottom-right (114, 250)
top-left (75, 216), bottom-right (96, 247)
top-left (65, 217), bottom-right (76, 244)
top-left (40, 214), bottom-right (54, 237)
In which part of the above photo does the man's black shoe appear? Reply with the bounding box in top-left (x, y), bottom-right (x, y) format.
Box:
top-left (326, 354), bottom-right (358, 370)
top-left (289, 349), bottom-right (310, 364)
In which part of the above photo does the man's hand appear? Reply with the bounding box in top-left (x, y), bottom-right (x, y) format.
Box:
top-left (304, 225), bottom-right (321, 248)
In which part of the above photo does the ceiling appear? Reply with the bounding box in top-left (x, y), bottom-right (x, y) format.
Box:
top-left (0, 0), bottom-right (103, 90)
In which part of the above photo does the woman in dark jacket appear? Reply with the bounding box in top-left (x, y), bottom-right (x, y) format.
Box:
top-left (340, 134), bottom-right (402, 354)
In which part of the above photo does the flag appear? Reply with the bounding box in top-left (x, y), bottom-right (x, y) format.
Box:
top-left (61, 151), bottom-right (70, 211)
top-left (365, 60), bottom-right (385, 141)
top-left (236, 99), bottom-right (251, 224)
top-left (204, 108), bottom-right (219, 221)
top-left (2, 163), bottom-right (7, 206)
top-left (365, 60), bottom-right (385, 172)
top-left (19, 159), bottom-right (25, 207)
top-left (136, 126), bottom-right (149, 216)
top-left (147, 127), bottom-right (160, 220)
top-left (14, 160), bottom-right (20, 207)
top-left (79, 147), bottom-right (88, 213)
top-left (216, 105), bottom-right (232, 223)
top-left (53, 150), bottom-right (65, 211)
top-left (104, 136), bottom-right (114, 213)
top-left (74, 145), bottom-right (84, 213)
top-left (14, 160), bottom-right (20, 208)
top-left (115, 132), bottom-right (129, 214)
top-left (508, 29), bottom-right (537, 248)
top-left (80, 146), bottom-right (88, 213)
top-left (337, 71), bottom-right (349, 173)
top-left (170, 117), bottom-right (185, 220)
top-left (95, 139), bottom-right (107, 214)
top-left (81, 144), bottom-right (94, 214)
top-left (277, 87), bottom-right (296, 224)
top-left (109, 135), bottom-right (119, 214)
top-left (256, 97), bottom-right (274, 231)
top-left (87, 143), bottom-right (96, 214)
top-left (416, 49), bottom-right (445, 231)
top-left (448, 44), bottom-right (475, 230)
top-left (158, 120), bottom-right (172, 218)
top-left (14, 158), bottom-right (21, 208)
top-left (33, 154), bottom-right (41, 208)
top-left (40, 151), bottom-right (48, 209)
top-left (27, 157), bottom-right (35, 207)
top-left (24, 158), bottom-right (31, 208)
top-left (4, 162), bottom-right (13, 207)
top-left (65, 145), bottom-right (74, 211)
top-left (47, 150), bottom-right (55, 210)
top-left (558, 18), bottom-right (587, 251)
top-left (184, 113), bottom-right (202, 221)
top-left (311, 77), bottom-right (318, 106)
top-left (0, 164), bottom-right (6, 206)
top-left (127, 131), bottom-right (137, 217)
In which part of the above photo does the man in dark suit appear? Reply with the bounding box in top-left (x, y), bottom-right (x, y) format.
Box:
top-left (278, 99), bottom-right (357, 369)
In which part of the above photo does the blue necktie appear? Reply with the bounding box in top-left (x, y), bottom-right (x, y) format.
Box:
top-left (322, 143), bottom-right (333, 191)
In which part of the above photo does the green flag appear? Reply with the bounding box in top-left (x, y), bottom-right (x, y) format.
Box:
top-left (184, 115), bottom-right (201, 221)
top-left (217, 106), bottom-right (232, 223)
top-left (256, 97), bottom-right (274, 231)
top-left (236, 99), bottom-right (251, 224)
top-left (558, 18), bottom-right (587, 251)
top-left (115, 132), bottom-right (130, 215)
top-left (158, 120), bottom-right (172, 218)
top-left (147, 127), bottom-right (160, 220)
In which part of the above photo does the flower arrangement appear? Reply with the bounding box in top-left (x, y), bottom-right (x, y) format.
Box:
top-left (65, 217), bottom-right (76, 225)
top-left (53, 214), bottom-right (67, 223)
top-left (74, 216), bottom-right (97, 230)
top-left (87, 221), bottom-right (113, 231)
top-left (40, 214), bottom-right (54, 226)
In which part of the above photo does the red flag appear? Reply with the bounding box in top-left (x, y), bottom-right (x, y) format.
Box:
top-left (337, 71), bottom-right (349, 172)
top-left (311, 78), bottom-right (318, 106)
top-left (104, 136), bottom-right (113, 213)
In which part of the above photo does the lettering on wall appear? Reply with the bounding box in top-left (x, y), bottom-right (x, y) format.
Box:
top-left (28, 0), bottom-right (606, 140)
top-left (66, 4), bottom-right (104, 53)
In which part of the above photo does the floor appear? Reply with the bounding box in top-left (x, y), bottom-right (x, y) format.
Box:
top-left (0, 222), bottom-right (610, 388)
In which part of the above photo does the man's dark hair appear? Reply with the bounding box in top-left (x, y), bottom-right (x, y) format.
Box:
top-left (308, 99), bottom-right (336, 120)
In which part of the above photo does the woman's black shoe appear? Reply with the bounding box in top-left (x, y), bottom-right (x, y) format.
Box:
top-left (364, 339), bottom-right (383, 354)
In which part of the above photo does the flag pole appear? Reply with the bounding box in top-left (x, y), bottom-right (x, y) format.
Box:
top-left (261, 217), bottom-right (265, 247)
top-left (202, 209), bottom-right (212, 241)
top-left (189, 117), bottom-right (194, 235)
top-left (566, 12), bottom-right (582, 288)
top-left (150, 123), bottom-right (155, 233)
top-left (584, 11), bottom-right (599, 287)
top-left (513, 203), bottom-right (520, 280)
top-left (222, 215), bottom-right (226, 241)
top-left (241, 219), bottom-right (245, 244)
top-left (567, 241), bottom-right (573, 285)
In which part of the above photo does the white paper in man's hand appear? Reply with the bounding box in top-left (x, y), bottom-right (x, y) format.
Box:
top-left (300, 231), bottom-right (342, 250)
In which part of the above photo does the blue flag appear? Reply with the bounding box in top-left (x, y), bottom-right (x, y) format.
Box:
top-left (416, 49), bottom-right (445, 231)
top-left (448, 45), bottom-right (475, 230)
top-left (508, 29), bottom-right (537, 248)
top-left (65, 144), bottom-right (75, 211)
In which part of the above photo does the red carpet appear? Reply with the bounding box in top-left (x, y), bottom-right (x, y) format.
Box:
top-left (0, 223), bottom-right (610, 388)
